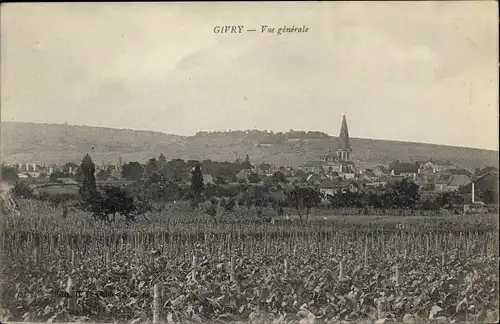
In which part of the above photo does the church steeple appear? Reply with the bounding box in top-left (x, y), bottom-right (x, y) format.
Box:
top-left (339, 114), bottom-right (350, 150)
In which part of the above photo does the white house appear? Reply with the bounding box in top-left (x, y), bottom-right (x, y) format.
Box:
top-left (319, 179), bottom-right (360, 202)
top-left (203, 174), bottom-right (214, 185)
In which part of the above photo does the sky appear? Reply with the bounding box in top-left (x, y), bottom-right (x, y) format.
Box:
top-left (1, 1), bottom-right (498, 150)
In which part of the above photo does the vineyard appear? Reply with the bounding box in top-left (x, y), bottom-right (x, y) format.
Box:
top-left (1, 200), bottom-right (499, 324)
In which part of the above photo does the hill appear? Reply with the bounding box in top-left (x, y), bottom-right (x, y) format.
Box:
top-left (1, 122), bottom-right (498, 169)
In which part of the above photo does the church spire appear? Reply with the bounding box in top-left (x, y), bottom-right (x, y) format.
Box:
top-left (339, 114), bottom-right (350, 150)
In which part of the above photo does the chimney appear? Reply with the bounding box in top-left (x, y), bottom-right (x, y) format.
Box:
top-left (26, 163), bottom-right (30, 172)
top-left (49, 167), bottom-right (53, 174)
top-left (69, 166), bottom-right (72, 174)
top-left (33, 163), bottom-right (37, 172)
top-left (471, 182), bottom-right (475, 203)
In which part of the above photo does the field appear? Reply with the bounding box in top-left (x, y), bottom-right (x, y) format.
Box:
top-left (1, 200), bottom-right (499, 324)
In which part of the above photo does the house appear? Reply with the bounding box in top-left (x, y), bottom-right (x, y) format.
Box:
top-left (109, 170), bottom-right (123, 180)
top-left (296, 161), bottom-right (324, 174)
top-left (390, 174), bottom-right (406, 182)
top-left (322, 162), bottom-right (342, 174)
top-left (18, 173), bottom-right (29, 180)
top-left (26, 172), bottom-right (41, 179)
top-left (361, 169), bottom-right (377, 182)
top-left (419, 161), bottom-right (438, 174)
top-left (459, 171), bottom-right (498, 204)
top-left (306, 173), bottom-right (327, 186)
top-left (365, 181), bottom-right (387, 189)
top-left (390, 164), bottom-right (418, 180)
top-left (416, 172), bottom-right (439, 190)
top-left (254, 164), bottom-right (271, 177)
top-left (285, 176), bottom-right (303, 185)
top-left (444, 175), bottom-right (471, 192)
top-left (416, 176), bottom-right (434, 191)
top-left (236, 168), bottom-right (255, 181)
top-left (203, 174), bottom-right (214, 185)
top-left (319, 179), bottom-right (360, 201)
top-left (435, 161), bottom-right (457, 172)
top-left (373, 166), bottom-right (387, 177)
top-left (418, 161), bottom-right (456, 174)
top-left (434, 177), bottom-right (449, 192)
top-left (278, 166), bottom-right (293, 177)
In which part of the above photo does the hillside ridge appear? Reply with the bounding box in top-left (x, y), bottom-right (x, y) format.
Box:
top-left (1, 121), bottom-right (498, 169)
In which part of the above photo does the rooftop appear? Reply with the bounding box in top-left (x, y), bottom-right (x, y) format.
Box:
top-left (446, 175), bottom-right (471, 187)
top-left (319, 179), bottom-right (354, 189)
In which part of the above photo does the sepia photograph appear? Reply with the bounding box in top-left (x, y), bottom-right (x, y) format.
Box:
top-left (0, 2), bottom-right (499, 323)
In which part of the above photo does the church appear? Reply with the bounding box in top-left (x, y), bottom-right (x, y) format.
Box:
top-left (320, 115), bottom-right (356, 179)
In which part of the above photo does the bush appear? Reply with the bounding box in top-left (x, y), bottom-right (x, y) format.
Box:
top-left (420, 198), bottom-right (439, 211)
top-left (223, 197), bottom-right (236, 212)
top-left (11, 181), bottom-right (34, 199)
top-left (79, 185), bottom-right (138, 222)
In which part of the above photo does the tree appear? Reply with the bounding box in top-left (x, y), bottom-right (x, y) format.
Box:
top-left (214, 176), bottom-right (227, 185)
top-left (205, 199), bottom-right (218, 223)
top-left (11, 181), bottom-right (34, 199)
top-left (387, 179), bottom-right (420, 209)
top-left (420, 198), bottom-right (439, 211)
top-left (158, 153), bottom-right (167, 169)
top-left (96, 169), bottom-right (111, 181)
top-left (187, 160), bottom-right (200, 169)
top-left (1, 164), bottom-right (19, 182)
top-left (294, 169), bottom-right (306, 180)
top-left (328, 190), bottom-right (364, 208)
top-left (435, 191), bottom-right (464, 209)
top-left (367, 191), bottom-right (386, 209)
top-left (286, 186), bottom-right (322, 223)
top-left (144, 158), bottom-right (159, 177)
top-left (63, 162), bottom-right (79, 173)
top-left (481, 189), bottom-right (498, 205)
top-left (164, 181), bottom-right (182, 202)
top-left (259, 163), bottom-right (272, 173)
top-left (271, 171), bottom-right (286, 184)
top-left (50, 171), bottom-right (66, 182)
top-left (224, 197), bottom-right (236, 212)
top-left (243, 154), bottom-right (252, 167)
top-left (79, 154), bottom-right (98, 201)
top-left (81, 186), bottom-right (138, 222)
top-left (101, 186), bottom-right (137, 222)
top-left (121, 162), bottom-right (144, 181)
top-left (191, 164), bottom-right (205, 207)
top-left (248, 172), bottom-right (261, 184)
top-left (162, 159), bottom-right (188, 182)
top-left (140, 172), bottom-right (166, 203)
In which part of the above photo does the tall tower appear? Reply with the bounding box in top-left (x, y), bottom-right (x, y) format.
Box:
top-left (337, 115), bottom-right (352, 162)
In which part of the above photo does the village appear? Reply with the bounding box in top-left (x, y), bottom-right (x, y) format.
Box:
top-left (2, 115), bottom-right (498, 211)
